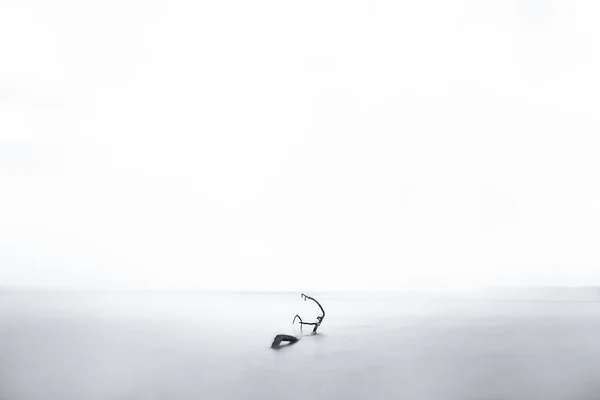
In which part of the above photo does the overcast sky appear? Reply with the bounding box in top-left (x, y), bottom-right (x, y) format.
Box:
top-left (1, 0), bottom-right (599, 291)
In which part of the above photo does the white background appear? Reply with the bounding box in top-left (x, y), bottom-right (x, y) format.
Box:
top-left (1, 0), bottom-right (599, 290)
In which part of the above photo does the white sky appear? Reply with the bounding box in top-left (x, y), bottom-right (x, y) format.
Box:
top-left (1, 0), bottom-right (600, 291)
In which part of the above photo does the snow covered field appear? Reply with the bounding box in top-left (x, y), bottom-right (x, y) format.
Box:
top-left (2, 289), bottom-right (600, 399)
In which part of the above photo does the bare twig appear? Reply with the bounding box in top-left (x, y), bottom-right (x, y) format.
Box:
top-left (295, 293), bottom-right (326, 334)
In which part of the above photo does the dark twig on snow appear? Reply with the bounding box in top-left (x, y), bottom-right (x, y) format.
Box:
top-left (292, 293), bottom-right (326, 334)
